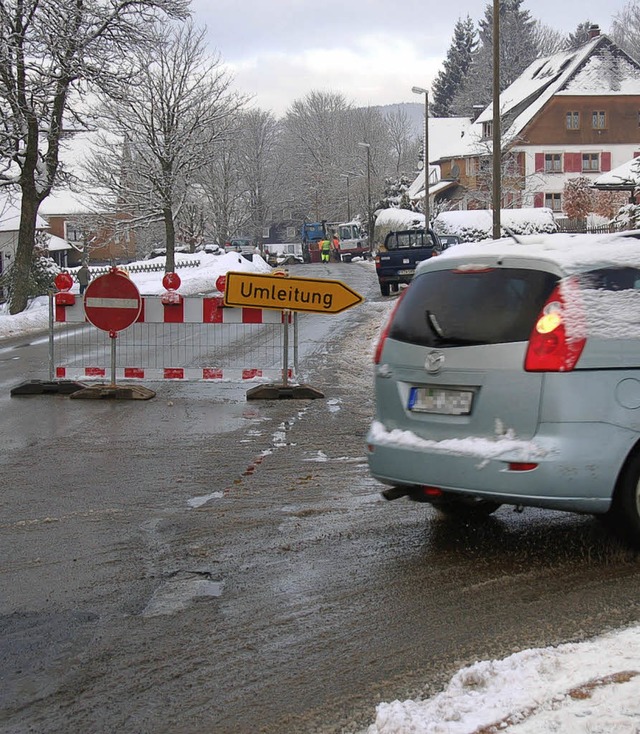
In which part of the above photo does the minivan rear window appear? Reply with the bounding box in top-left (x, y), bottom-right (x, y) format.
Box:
top-left (388, 268), bottom-right (558, 347)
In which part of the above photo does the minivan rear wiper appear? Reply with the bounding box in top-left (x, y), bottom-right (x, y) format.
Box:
top-left (426, 310), bottom-right (445, 338)
top-left (424, 311), bottom-right (485, 346)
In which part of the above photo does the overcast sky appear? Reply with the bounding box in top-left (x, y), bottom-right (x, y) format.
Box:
top-left (189, 0), bottom-right (632, 116)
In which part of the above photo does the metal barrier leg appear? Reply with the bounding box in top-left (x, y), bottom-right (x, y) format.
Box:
top-left (246, 310), bottom-right (324, 401)
top-left (10, 291), bottom-right (87, 396)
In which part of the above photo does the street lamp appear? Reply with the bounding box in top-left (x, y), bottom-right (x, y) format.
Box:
top-left (412, 86), bottom-right (430, 227)
top-left (358, 142), bottom-right (373, 251)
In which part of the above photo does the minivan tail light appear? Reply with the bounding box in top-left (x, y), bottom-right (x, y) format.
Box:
top-left (524, 281), bottom-right (585, 372)
top-left (374, 288), bottom-right (408, 364)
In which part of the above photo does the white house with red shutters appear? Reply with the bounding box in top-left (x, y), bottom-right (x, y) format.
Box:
top-left (421, 26), bottom-right (640, 217)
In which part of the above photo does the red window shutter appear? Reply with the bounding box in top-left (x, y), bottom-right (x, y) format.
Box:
top-left (564, 153), bottom-right (582, 173)
top-left (601, 152), bottom-right (612, 172)
top-left (533, 192), bottom-right (544, 208)
top-left (535, 153), bottom-right (544, 173)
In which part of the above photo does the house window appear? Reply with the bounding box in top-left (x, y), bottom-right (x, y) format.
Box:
top-left (65, 223), bottom-right (84, 242)
top-left (545, 193), bottom-right (562, 212)
top-left (482, 121), bottom-right (493, 139)
top-left (582, 153), bottom-right (600, 172)
top-left (286, 226), bottom-right (296, 240)
top-left (592, 111), bottom-right (606, 129)
top-left (566, 112), bottom-right (580, 130)
top-left (544, 153), bottom-right (562, 173)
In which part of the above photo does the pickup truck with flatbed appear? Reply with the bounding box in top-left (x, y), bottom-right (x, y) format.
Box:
top-left (374, 228), bottom-right (442, 296)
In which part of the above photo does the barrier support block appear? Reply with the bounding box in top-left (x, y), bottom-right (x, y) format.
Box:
top-left (11, 379), bottom-right (87, 396)
top-left (246, 383), bottom-right (324, 400)
top-left (69, 383), bottom-right (156, 400)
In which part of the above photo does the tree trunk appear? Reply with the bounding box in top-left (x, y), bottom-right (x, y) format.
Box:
top-left (9, 195), bottom-right (40, 315)
top-left (164, 207), bottom-right (176, 273)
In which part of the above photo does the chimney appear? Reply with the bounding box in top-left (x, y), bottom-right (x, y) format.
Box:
top-left (588, 24), bottom-right (601, 40)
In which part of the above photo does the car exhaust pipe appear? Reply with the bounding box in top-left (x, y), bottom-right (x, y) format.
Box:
top-left (381, 486), bottom-right (410, 501)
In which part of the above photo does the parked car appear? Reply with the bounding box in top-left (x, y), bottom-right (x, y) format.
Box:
top-left (367, 231), bottom-right (640, 546)
top-left (225, 236), bottom-right (257, 261)
top-left (198, 242), bottom-right (221, 255)
top-left (437, 234), bottom-right (462, 249)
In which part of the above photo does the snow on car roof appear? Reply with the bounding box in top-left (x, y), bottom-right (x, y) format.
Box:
top-left (432, 231), bottom-right (640, 275)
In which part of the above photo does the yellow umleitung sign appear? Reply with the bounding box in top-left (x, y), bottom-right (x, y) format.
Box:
top-left (224, 271), bottom-right (364, 314)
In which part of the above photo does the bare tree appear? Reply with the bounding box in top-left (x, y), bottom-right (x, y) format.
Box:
top-left (532, 20), bottom-right (565, 55)
top-left (279, 91), bottom-right (353, 222)
top-left (0, 0), bottom-right (188, 313)
top-left (611, 1), bottom-right (640, 61)
top-left (384, 107), bottom-right (419, 177)
top-left (84, 21), bottom-right (245, 272)
top-left (236, 109), bottom-right (283, 250)
top-left (197, 134), bottom-right (248, 246)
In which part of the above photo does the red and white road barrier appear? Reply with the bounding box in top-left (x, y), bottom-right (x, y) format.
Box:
top-left (52, 294), bottom-right (295, 384)
top-left (56, 296), bottom-right (290, 325)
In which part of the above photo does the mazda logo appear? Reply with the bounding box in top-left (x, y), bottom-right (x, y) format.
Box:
top-left (425, 350), bottom-right (445, 373)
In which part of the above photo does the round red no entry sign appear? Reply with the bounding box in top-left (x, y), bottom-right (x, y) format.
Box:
top-left (83, 270), bottom-right (142, 334)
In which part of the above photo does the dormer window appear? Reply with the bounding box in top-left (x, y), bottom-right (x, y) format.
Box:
top-left (482, 121), bottom-right (493, 139)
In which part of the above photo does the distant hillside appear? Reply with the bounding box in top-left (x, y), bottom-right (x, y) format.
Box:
top-left (374, 102), bottom-right (424, 138)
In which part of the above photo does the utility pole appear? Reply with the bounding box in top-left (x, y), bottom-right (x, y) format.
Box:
top-left (358, 143), bottom-right (373, 250)
top-left (492, 0), bottom-right (502, 239)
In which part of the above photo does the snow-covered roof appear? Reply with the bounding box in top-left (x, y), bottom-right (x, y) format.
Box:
top-left (407, 118), bottom-right (476, 199)
top-left (593, 156), bottom-right (640, 188)
top-left (460, 34), bottom-right (640, 156)
top-left (427, 117), bottom-right (475, 160)
top-left (0, 197), bottom-right (48, 232)
top-left (47, 234), bottom-right (77, 251)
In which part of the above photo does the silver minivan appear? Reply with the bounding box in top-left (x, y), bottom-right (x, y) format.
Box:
top-left (366, 232), bottom-right (640, 545)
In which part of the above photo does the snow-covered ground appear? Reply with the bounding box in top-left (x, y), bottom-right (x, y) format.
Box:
top-left (1, 250), bottom-right (639, 733)
top-left (0, 249), bottom-right (270, 340)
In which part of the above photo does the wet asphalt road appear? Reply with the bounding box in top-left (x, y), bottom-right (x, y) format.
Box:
top-left (1, 261), bottom-right (639, 734)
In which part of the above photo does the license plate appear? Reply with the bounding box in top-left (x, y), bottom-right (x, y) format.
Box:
top-left (408, 386), bottom-right (474, 415)
top-left (398, 268), bottom-right (415, 275)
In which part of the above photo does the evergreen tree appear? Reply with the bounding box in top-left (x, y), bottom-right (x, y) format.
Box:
top-left (431, 16), bottom-right (477, 118)
top-left (452, 0), bottom-right (539, 117)
top-left (566, 20), bottom-right (594, 50)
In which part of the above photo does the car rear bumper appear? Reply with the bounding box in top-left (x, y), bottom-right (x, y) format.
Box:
top-left (365, 420), bottom-right (636, 513)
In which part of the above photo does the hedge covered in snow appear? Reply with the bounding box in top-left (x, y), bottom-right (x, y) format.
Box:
top-left (372, 208), bottom-right (425, 247)
top-left (434, 208), bottom-right (558, 242)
